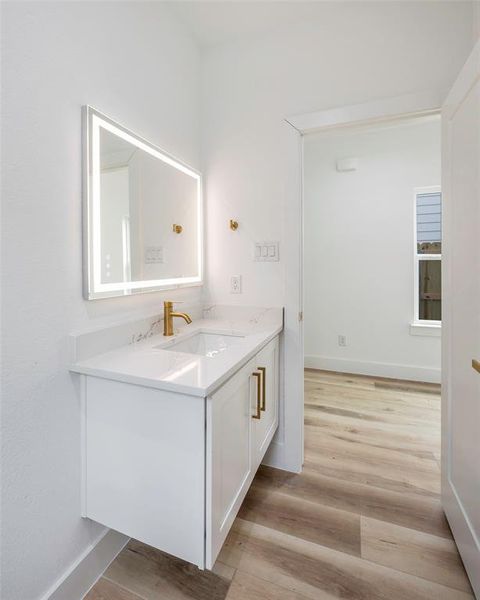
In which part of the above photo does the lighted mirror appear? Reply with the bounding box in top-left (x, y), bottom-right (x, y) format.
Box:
top-left (83, 106), bottom-right (202, 299)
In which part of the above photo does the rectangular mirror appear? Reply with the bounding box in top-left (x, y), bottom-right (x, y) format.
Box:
top-left (83, 106), bottom-right (203, 299)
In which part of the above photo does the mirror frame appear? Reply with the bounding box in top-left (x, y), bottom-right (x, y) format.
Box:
top-left (82, 106), bottom-right (203, 300)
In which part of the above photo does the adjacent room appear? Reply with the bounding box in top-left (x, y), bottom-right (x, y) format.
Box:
top-left (304, 115), bottom-right (442, 382)
top-left (301, 112), bottom-right (460, 593)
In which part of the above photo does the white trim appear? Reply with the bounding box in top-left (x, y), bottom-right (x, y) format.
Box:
top-left (266, 123), bottom-right (304, 473)
top-left (286, 89), bottom-right (445, 133)
top-left (262, 440), bottom-right (293, 471)
top-left (304, 355), bottom-right (441, 384)
top-left (39, 529), bottom-right (129, 600)
top-left (410, 322), bottom-right (441, 337)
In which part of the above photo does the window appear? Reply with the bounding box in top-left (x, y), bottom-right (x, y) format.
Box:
top-left (414, 187), bottom-right (441, 325)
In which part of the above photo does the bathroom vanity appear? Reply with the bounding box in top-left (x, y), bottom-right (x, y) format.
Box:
top-left (70, 306), bottom-right (282, 570)
top-left (77, 109), bottom-right (282, 569)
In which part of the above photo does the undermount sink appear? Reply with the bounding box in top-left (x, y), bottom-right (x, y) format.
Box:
top-left (161, 332), bottom-right (245, 357)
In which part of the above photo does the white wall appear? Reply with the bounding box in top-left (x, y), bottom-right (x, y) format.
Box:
top-left (1, 3), bottom-right (201, 599)
top-left (473, 0), bottom-right (480, 41)
top-left (132, 152), bottom-right (199, 280)
top-left (202, 2), bottom-right (473, 305)
top-left (201, 1), bottom-right (473, 468)
top-left (304, 117), bottom-right (441, 382)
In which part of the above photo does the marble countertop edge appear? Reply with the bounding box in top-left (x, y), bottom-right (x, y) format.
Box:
top-left (69, 311), bottom-right (283, 397)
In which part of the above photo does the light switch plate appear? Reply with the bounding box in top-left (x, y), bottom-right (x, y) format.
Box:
top-left (254, 241), bottom-right (279, 262)
top-left (336, 157), bottom-right (358, 172)
top-left (145, 246), bottom-right (164, 264)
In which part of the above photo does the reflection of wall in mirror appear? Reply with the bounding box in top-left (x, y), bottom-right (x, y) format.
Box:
top-left (99, 125), bottom-right (200, 287)
top-left (100, 167), bottom-right (130, 284)
top-left (128, 150), bottom-right (198, 282)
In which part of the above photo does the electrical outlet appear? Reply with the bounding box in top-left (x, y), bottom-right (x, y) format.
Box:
top-left (338, 335), bottom-right (347, 347)
top-left (230, 275), bottom-right (242, 294)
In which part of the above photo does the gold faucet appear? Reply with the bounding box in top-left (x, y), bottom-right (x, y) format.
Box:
top-left (163, 301), bottom-right (192, 336)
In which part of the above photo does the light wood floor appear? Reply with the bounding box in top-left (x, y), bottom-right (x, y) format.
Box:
top-left (86, 370), bottom-right (474, 600)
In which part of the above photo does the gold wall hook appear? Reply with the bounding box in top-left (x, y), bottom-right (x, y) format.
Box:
top-left (229, 219), bottom-right (239, 231)
top-left (172, 224), bottom-right (183, 234)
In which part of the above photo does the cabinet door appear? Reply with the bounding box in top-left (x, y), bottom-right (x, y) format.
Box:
top-left (252, 336), bottom-right (279, 468)
top-left (84, 377), bottom-right (205, 568)
top-left (206, 358), bottom-right (256, 568)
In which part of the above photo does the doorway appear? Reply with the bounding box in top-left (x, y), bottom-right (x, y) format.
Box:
top-left (298, 112), bottom-right (474, 596)
top-left (303, 114), bottom-right (442, 383)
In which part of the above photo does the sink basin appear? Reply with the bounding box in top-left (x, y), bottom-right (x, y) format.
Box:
top-left (161, 332), bottom-right (245, 357)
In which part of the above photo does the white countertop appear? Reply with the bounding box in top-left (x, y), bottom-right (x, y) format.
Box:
top-left (70, 307), bottom-right (283, 397)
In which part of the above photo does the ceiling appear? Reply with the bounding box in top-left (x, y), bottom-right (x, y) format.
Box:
top-left (167, 1), bottom-right (475, 49)
top-left (166, 1), bottom-right (346, 48)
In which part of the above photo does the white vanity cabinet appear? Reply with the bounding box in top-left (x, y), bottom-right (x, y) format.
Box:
top-left (205, 335), bottom-right (279, 567)
top-left (81, 335), bottom-right (279, 570)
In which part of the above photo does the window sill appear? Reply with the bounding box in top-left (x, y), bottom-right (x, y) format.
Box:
top-left (410, 322), bottom-right (441, 337)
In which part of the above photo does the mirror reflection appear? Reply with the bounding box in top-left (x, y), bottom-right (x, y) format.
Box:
top-left (84, 107), bottom-right (202, 299)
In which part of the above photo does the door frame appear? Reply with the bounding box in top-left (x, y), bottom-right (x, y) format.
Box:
top-left (282, 89), bottom-right (445, 473)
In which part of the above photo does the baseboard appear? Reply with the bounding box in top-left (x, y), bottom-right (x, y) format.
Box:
top-left (40, 528), bottom-right (129, 600)
top-left (304, 355), bottom-right (441, 384)
top-left (262, 439), bottom-right (302, 473)
top-left (262, 439), bottom-right (284, 469)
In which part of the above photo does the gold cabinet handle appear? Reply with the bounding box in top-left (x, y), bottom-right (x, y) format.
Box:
top-left (258, 367), bottom-right (266, 411)
top-left (252, 372), bottom-right (262, 419)
top-left (472, 359), bottom-right (480, 374)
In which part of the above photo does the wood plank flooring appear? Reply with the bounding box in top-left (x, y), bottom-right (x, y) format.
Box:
top-left (86, 370), bottom-right (474, 600)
